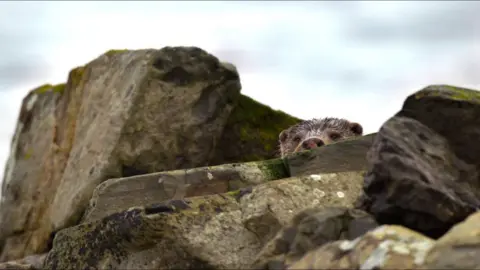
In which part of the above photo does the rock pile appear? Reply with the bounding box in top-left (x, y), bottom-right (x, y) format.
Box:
top-left (1, 47), bottom-right (480, 269)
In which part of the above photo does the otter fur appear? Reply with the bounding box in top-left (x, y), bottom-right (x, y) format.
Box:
top-left (278, 117), bottom-right (363, 158)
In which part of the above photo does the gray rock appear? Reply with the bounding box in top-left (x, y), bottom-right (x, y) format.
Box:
top-left (285, 133), bottom-right (376, 177)
top-left (0, 46), bottom-right (242, 260)
top-left (397, 84), bottom-right (480, 168)
top-left (83, 158), bottom-right (288, 223)
top-left (0, 253), bottom-right (46, 270)
top-left (43, 170), bottom-right (365, 269)
top-left (358, 115), bottom-right (480, 238)
top-left (0, 84), bottom-right (62, 261)
top-left (253, 207), bottom-right (378, 269)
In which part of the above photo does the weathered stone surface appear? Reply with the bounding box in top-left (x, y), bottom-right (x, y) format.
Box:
top-left (253, 207), bottom-right (378, 269)
top-left (398, 84), bottom-right (480, 168)
top-left (358, 115), bottom-right (480, 238)
top-left (0, 46), bottom-right (242, 260)
top-left (212, 95), bottom-right (302, 164)
top-left (0, 262), bottom-right (33, 270)
top-left (423, 210), bottom-right (480, 269)
top-left (358, 85), bottom-right (480, 239)
top-left (83, 158), bottom-right (288, 223)
top-left (44, 170), bottom-right (365, 269)
top-left (241, 171), bottom-right (366, 246)
top-left (0, 84), bottom-right (63, 261)
top-left (285, 133), bottom-right (376, 177)
top-left (287, 225), bottom-right (434, 270)
top-left (0, 253), bottom-right (46, 270)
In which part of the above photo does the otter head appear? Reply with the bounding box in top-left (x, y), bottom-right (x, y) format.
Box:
top-left (278, 117), bottom-right (363, 158)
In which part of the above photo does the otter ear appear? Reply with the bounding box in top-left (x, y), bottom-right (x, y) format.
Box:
top-left (279, 129), bottom-right (289, 142)
top-left (349, 122), bottom-right (363, 135)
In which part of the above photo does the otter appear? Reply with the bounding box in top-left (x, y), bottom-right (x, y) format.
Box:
top-left (278, 117), bottom-right (363, 158)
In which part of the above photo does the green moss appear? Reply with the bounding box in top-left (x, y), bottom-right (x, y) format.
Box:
top-left (32, 83), bottom-right (65, 94)
top-left (257, 158), bottom-right (290, 179)
top-left (225, 95), bottom-right (302, 161)
top-left (68, 66), bottom-right (85, 89)
top-left (104, 49), bottom-right (128, 57)
top-left (226, 189), bottom-right (241, 197)
top-left (33, 84), bottom-right (54, 94)
top-left (30, 67), bottom-right (85, 96)
top-left (414, 84), bottom-right (480, 103)
top-left (52, 83), bottom-right (66, 93)
top-left (24, 148), bottom-right (33, 160)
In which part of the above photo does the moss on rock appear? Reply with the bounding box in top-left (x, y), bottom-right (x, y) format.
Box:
top-left (33, 84), bottom-right (54, 94)
top-left (52, 83), bottom-right (66, 94)
top-left (257, 158), bottom-right (290, 180)
top-left (104, 49), bottom-right (129, 57)
top-left (32, 83), bottom-right (65, 95)
top-left (212, 94), bottom-right (302, 164)
top-left (414, 84), bottom-right (480, 103)
top-left (226, 189), bottom-right (241, 198)
top-left (45, 193), bottom-right (239, 269)
top-left (24, 148), bottom-right (33, 160)
top-left (67, 66), bottom-right (86, 89)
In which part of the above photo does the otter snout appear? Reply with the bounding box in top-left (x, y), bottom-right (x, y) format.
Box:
top-left (301, 137), bottom-right (324, 150)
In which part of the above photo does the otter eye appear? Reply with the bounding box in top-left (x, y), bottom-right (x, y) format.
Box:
top-left (329, 132), bottom-right (341, 140)
top-left (293, 136), bottom-right (302, 143)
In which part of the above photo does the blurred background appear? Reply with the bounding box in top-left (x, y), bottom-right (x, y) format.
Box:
top-left (1, 1), bottom-right (479, 183)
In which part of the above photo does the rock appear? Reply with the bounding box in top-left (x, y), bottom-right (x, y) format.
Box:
top-left (423, 210), bottom-right (480, 269)
top-left (253, 207), bottom-right (378, 269)
top-left (44, 170), bottom-right (365, 269)
top-left (0, 253), bottom-right (46, 270)
top-left (285, 133), bottom-right (376, 177)
top-left (358, 85), bottom-right (480, 239)
top-left (83, 158), bottom-right (288, 223)
top-left (0, 84), bottom-right (63, 261)
top-left (0, 262), bottom-right (33, 270)
top-left (8, 54), bottom-right (480, 269)
top-left (0, 46), bottom-right (242, 260)
top-left (358, 115), bottom-right (480, 238)
top-left (287, 225), bottom-right (434, 270)
top-left (241, 171), bottom-right (366, 246)
top-left (398, 84), bottom-right (480, 167)
top-left (211, 95), bottom-right (302, 164)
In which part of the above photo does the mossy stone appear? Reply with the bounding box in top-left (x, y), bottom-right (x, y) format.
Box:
top-left (104, 49), bottom-right (129, 57)
top-left (212, 95), bottom-right (302, 164)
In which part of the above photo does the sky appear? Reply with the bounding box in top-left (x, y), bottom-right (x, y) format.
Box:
top-left (1, 1), bottom-right (480, 185)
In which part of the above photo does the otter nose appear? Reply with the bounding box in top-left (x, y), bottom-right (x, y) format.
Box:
top-left (302, 138), bottom-right (324, 149)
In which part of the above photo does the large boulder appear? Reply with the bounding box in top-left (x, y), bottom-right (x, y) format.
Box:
top-left (43, 169), bottom-right (366, 269)
top-left (0, 83), bottom-right (65, 261)
top-left (358, 85), bottom-right (480, 238)
top-left (0, 47), bottom-right (244, 261)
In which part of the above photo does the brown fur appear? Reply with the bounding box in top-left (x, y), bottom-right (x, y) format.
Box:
top-left (278, 117), bottom-right (363, 158)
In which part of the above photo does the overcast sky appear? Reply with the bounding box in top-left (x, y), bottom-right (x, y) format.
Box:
top-left (1, 1), bottom-right (480, 184)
